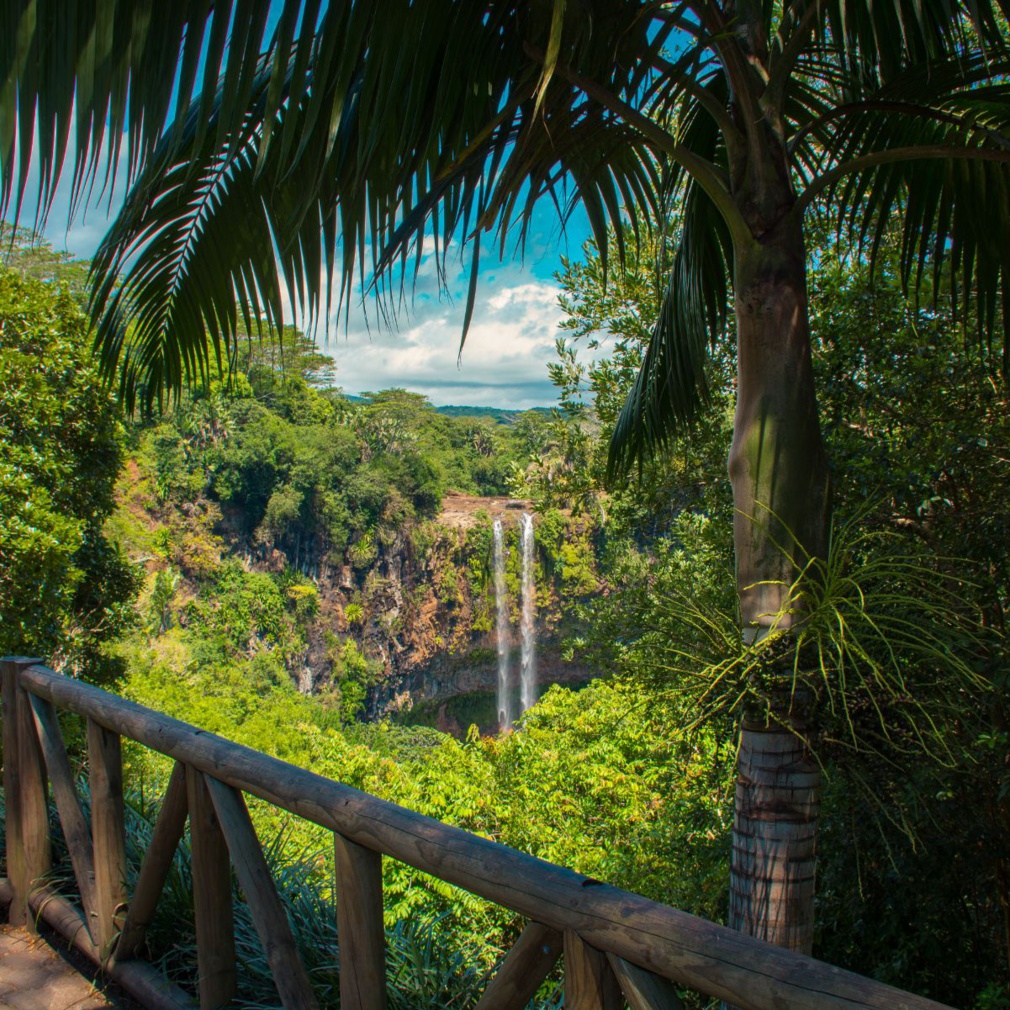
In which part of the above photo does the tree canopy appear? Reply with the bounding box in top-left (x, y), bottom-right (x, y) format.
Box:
top-left (1, 2), bottom-right (1007, 414)
top-left (0, 263), bottom-right (136, 678)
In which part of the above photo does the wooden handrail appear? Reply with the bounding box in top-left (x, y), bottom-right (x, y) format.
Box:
top-left (2, 660), bottom-right (954, 1010)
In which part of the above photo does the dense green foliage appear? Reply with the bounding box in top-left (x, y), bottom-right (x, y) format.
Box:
top-left (139, 374), bottom-right (535, 570)
top-left (0, 225), bottom-right (1007, 1006)
top-left (117, 672), bottom-right (730, 923)
top-left (806, 235), bottom-right (1010, 998)
top-left (532, 229), bottom-right (1010, 1003)
top-left (0, 266), bottom-right (136, 678)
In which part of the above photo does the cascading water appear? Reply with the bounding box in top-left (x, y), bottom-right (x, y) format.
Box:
top-left (519, 512), bottom-right (537, 714)
top-left (493, 518), bottom-right (511, 730)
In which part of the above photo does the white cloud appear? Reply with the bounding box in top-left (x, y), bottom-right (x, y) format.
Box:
top-left (323, 264), bottom-right (568, 408)
top-left (308, 204), bottom-right (598, 408)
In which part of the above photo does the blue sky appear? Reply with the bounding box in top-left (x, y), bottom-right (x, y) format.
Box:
top-left (39, 150), bottom-right (595, 410)
top-left (23, 3), bottom-right (613, 409)
top-left (313, 199), bottom-right (594, 408)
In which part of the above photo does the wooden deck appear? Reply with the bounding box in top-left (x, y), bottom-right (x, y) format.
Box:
top-left (0, 925), bottom-right (132, 1010)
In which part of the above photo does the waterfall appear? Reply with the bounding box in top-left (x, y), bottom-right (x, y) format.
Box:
top-left (493, 519), bottom-right (511, 730)
top-left (519, 512), bottom-right (537, 714)
top-left (491, 511), bottom-right (537, 730)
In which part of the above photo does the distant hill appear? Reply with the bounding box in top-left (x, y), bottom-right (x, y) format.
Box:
top-left (434, 404), bottom-right (552, 423)
top-left (335, 394), bottom-right (551, 422)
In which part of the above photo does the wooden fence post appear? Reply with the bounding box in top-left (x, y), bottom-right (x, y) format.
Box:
top-left (563, 930), bottom-right (622, 1010)
top-left (475, 921), bottom-right (563, 1010)
top-left (205, 776), bottom-right (318, 1009)
top-left (28, 693), bottom-right (98, 929)
top-left (115, 761), bottom-right (189, 962)
top-left (607, 953), bottom-right (685, 1010)
top-left (2, 657), bottom-right (26, 927)
top-left (1, 657), bottom-right (50, 930)
top-left (89, 717), bottom-right (127, 958)
top-left (334, 832), bottom-right (387, 1010)
top-left (187, 765), bottom-right (236, 1010)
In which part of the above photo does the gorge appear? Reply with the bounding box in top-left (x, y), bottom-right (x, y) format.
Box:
top-left (357, 496), bottom-right (590, 737)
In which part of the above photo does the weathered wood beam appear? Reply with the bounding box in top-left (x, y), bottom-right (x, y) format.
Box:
top-left (2, 658), bottom-right (37, 928)
top-left (564, 929), bottom-right (623, 1010)
top-left (205, 775), bottom-right (318, 1009)
top-left (27, 692), bottom-right (97, 933)
top-left (334, 832), bottom-right (386, 1010)
top-left (0, 877), bottom-right (196, 1010)
top-left (186, 764), bottom-right (236, 1010)
top-left (475, 921), bottom-right (563, 1010)
top-left (21, 663), bottom-right (957, 1010)
top-left (608, 952), bottom-right (685, 1010)
top-left (17, 674), bottom-right (52, 931)
top-left (115, 761), bottom-right (189, 962)
top-left (88, 717), bottom-right (127, 958)
top-left (1, 662), bottom-right (25, 926)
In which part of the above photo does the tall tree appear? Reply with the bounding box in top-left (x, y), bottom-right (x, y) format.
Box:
top-left (4, 0), bottom-right (1010, 954)
top-left (0, 266), bottom-right (137, 681)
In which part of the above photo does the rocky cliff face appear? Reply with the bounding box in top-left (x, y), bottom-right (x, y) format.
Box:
top-left (118, 464), bottom-right (599, 724)
top-left (301, 494), bottom-right (597, 720)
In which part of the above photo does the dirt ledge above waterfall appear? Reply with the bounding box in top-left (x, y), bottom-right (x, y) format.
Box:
top-left (436, 493), bottom-right (542, 530)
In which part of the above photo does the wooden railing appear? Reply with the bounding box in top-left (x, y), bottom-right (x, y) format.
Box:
top-left (0, 657), bottom-right (953, 1010)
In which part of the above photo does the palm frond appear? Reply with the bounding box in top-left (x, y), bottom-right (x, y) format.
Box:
top-left (799, 56), bottom-right (1010, 374)
top-left (607, 92), bottom-right (732, 482)
top-left (86, 0), bottom-right (678, 409)
top-left (0, 0), bottom-right (315, 226)
top-left (817, 0), bottom-right (1009, 88)
top-left (89, 60), bottom-right (293, 412)
top-left (2, 0), bottom-right (743, 416)
top-left (782, 4), bottom-right (1010, 180)
top-left (606, 182), bottom-right (731, 483)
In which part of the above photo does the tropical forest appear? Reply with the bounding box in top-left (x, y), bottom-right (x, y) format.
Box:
top-left (0, 3), bottom-right (1008, 1010)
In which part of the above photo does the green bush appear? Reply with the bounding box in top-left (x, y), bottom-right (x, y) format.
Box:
top-left (0, 269), bottom-right (138, 678)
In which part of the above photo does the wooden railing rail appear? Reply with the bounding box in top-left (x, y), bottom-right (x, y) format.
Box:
top-left (0, 658), bottom-right (953, 1010)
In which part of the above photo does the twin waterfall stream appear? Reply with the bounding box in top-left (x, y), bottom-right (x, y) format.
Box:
top-left (492, 513), bottom-right (537, 731)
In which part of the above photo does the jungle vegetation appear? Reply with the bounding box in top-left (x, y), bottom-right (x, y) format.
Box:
top-left (5, 0), bottom-right (1010, 955)
top-left (0, 220), bottom-right (1007, 1005)
top-left (0, 0), bottom-right (1009, 1000)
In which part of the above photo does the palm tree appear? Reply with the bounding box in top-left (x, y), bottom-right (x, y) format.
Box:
top-left (4, 0), bottom-right (1010, 955)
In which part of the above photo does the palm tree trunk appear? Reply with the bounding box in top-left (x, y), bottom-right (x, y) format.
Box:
top-left (730, 712), bottom-right (821, 952)
top-left (726, 214), bottom-right (829, 954)
top-left (729, 216), bottom-right (829, 633)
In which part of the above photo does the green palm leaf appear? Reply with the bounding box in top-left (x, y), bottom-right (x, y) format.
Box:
top-left (797, 55), bottom-right (1010, 373)
top-left (607, 175), bottom-right (732, 481)
top-left (85, 1), bottom-right (669, 409)
top-left (4, 0), bottom-right (1010, 460)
